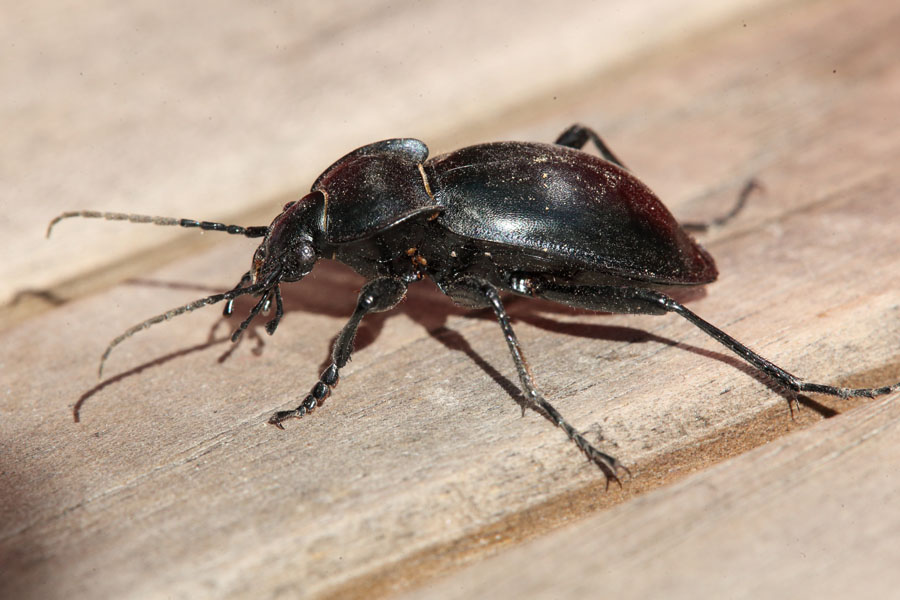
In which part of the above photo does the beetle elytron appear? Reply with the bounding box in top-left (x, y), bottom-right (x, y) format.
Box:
top-left (48, 124), bottom-right (900, 483)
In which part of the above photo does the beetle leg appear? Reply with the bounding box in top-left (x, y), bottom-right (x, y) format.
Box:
top-left (681, 179), bottom-right (763, 232)
top-left (626, 289), bottom-right (900, 401)
top-left (267, 277), bottom-right (407, 428)
top-left (554, 124), bottom-right (628, 170)
top-left (446, 276), bottom-right (629, 485)
top-left (530, 281), bottom-right (900, 402)
top-left (555, 124), bottom-right (757, 232)
top-left (223, 271), bottom-right (252, 317)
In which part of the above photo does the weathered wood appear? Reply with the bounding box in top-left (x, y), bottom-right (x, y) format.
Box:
top-left (406, 396), bottom-right (900, 600)
top-left (2, 1), bottom-right (898, 599)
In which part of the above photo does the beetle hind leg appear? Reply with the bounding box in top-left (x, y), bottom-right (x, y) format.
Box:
top-left (533, 281), bottom-right (900, 407)
top-left (445, 276), bottom-right (630, 485)
top-left (680, 179), bottom-right (763, 232)
top-left (633, 289), bottom-right (900, 401)
top-left (267, 277), bottom-right (407, 428)
top-left (554, 124), bottom-right (628, 170)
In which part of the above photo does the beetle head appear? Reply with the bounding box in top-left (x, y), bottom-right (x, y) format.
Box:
top-left (251, 192), bottom-right (323, 285)
top-left (88, 192), bottom-right (328, 379)
top-left (213, 192), bottom-right (324, 345)
top-left (229, 192), bottom-right (323, 342)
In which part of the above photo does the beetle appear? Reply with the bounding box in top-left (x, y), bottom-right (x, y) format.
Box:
top-left (48, 124), bottom-right (899, 483)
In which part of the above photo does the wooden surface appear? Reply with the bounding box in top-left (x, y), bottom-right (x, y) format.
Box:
top-left (406, 395), bottom-right (900, 600)
top-left (2, 1), bottom-right (899, 599)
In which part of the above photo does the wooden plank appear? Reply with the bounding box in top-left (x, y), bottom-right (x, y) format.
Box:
top-left (405, 396), bottom-right (900, 600)
top-left (2, 1), bottom-right (899, 599)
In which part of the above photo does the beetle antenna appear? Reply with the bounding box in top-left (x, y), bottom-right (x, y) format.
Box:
top-left (47, 211), bottom-right (268, 239)
top-left (98, 274), bottom-right (277, 378)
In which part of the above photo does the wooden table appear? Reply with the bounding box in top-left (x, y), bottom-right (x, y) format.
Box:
top-left (2, 1), bottom-right (898, 598)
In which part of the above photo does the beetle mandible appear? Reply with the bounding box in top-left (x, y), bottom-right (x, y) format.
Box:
top-left (48, 124), bottom-right (900, 483)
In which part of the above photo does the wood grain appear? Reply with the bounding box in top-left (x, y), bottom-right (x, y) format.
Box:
top-left (2, 1), bottom-right (898, 599)
top-left (404, 396), bottom-right (900, 600)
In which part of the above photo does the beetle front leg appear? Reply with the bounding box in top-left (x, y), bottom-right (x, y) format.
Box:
top-left (554, 124), bottom-right (628, 169)
top-left (444, 276), bottom-right (629, 485)
top-left (222, 271), bottom-right (252, 317)
top-left (267, 277), bottom-right (407, 428)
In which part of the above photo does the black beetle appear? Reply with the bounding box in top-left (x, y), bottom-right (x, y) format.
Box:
top-left (48, 124), bottom-right (899, 483)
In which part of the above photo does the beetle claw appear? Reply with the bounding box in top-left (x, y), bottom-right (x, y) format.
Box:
top-left (583, 446), bottom-right (630, 488)
top-left (267, 411), bottom-right (296, 428)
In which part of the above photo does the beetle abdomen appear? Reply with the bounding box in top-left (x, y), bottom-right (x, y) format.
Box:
top-left (428, 142), bottom-right (716, 285)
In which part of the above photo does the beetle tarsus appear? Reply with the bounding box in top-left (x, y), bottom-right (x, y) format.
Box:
top-left (638, 289), bottom-right (900, 401)
top-left (268, 279), bottom-right (404, 429)
top-left (269, 392), bottom-right (320, 426)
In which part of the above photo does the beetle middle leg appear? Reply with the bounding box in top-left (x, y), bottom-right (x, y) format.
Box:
top-left (554, 124), bottom-right (627, 169)
top-left (267, 277), bottom-right (408, 427)
top-left (442, 276), bottom-right (629, 484)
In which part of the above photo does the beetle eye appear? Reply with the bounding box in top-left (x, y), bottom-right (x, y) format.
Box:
top-left (280, 239), bottom-right (317, 282)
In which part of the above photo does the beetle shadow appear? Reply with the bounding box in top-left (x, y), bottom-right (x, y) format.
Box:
top-left (73, 262), bottom-right (363, 419)
top-left (72, 335), bottom-right (233, 421)
top-left (394, 282), bottom-right (838, 419)
top-left (10, 288), bottom-right (67, 307)
top-left (90, 262), bottom-right (836, 421)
